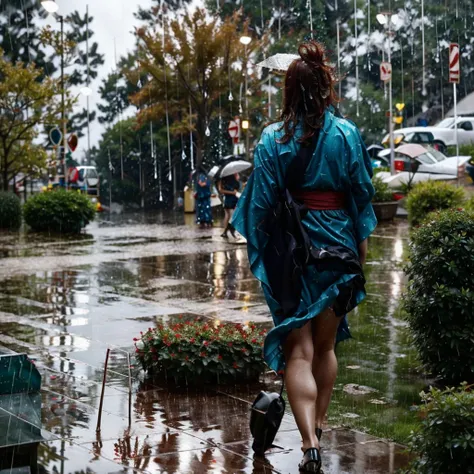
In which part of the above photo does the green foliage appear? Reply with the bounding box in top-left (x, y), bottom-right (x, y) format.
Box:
top-left (406, 384), bottom-right (474, 474)
top-left (23, 190), bottom-right (96, 234)
top-left (372, 176), bottom-right (394, 203)
top-left (0, 50), bottom-right (63, 191)
top-left (447, 144), bottom-right (474, 164)
top-left (406, 181), bottom-right (466, 224)
top-left (0, 192), bottom-right (21, 229)
top-left (134, 318), bottom-right (266, 384)
top-left (403, 209), bottom-right (474, 384)
top-left (466, 196), bottom-right (474, 212)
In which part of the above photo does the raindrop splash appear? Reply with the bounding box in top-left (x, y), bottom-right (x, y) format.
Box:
top-left (205, 126), bottom-right (211, 137)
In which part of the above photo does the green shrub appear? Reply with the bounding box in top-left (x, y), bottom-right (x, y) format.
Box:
top-left (406, 180), bottom-right (465, 224)
top-left (0, 192), bottom-right (21, 230)
top-left (372, 176), bottom-right (394, 203)
top-left (466, 196), bottom-right (474, 212)
top-left (134, 318), bottom-right (266, 384)
top-left (24, 190), bottom-right (96, 233)
top-left (403, 209), bottom-right (474, 384)
top-left (406, 384), bottom-right (474, 474)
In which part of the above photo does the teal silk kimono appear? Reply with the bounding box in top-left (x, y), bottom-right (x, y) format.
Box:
top-left (232, 108), bottom-right (377, 372)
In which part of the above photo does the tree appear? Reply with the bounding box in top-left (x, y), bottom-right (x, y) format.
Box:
top-left (131, 8), bottom-right (265, 169)
top-left (39, 11), bottom-right (104, 138)
top-left (0, 51), bottom-right (66, 190)
top-left (0, 1), bottom-right (52, 72)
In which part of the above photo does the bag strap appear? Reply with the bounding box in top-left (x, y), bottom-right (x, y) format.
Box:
top-left (279, 375), bottom-right (285, 396)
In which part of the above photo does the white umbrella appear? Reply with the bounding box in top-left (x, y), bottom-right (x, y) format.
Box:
top-left (257, 53), bottom-right (300, 72)
top-left (218, 160), bottom-right (252, 178)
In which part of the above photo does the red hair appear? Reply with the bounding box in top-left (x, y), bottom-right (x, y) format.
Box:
top-left (279, 41), bottom-right (338, 145)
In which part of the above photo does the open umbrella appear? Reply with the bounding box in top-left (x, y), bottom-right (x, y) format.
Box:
top-left (218, 160), bottom-right (252, 178)
top-left (256, 53), bottom-right (300, 72)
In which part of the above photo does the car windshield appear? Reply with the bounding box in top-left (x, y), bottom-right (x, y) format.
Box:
top-left (426, 149), bottom-right (446, 162)
top-left (436, 118), bottom-right (455, 128)
top-left (415, 153), bottom-right (437, 165)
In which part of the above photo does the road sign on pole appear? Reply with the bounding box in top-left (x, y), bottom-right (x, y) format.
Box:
top-left (67, 133), bottom-right (78, 152)
top-left (228, 118), bottom-right (240, 145)
top-left (49, 127), bottom-right (62, 146)
top-left (380, 62), bottom-right (392, 82)
top-left (449, 43), bottom-right (460, 84)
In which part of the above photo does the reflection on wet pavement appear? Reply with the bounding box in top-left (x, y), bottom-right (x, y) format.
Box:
top-left (0, 213), bottom-right (419, 473)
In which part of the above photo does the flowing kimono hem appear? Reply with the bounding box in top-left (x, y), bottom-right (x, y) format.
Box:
top-left (263, 274), bottom-right (366, 373)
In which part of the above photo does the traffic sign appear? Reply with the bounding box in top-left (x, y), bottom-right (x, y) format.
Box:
top-left (67, 133), bottom-right (78, 152)
top-left (228, 119), bottom-right (240, 145)
top-left (449, 43), bottom-right (460, 84)
top-left (49, 127), bottom-right (62, 146)
top-left (380, 62), bottom-right (392, 82)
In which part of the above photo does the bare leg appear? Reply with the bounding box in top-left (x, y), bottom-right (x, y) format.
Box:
top-left (283, 321), bottom-right (320, 452)
top-left (223, 209), bottom-right (231, 230)
top-left (311, 308), bottom-right (344, 430)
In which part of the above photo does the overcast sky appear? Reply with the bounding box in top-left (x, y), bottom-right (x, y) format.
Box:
top-left (45, 0), bottom-right (154, 157)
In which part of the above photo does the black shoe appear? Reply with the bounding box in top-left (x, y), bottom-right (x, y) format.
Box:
top-left (299, 448), bottom-right (321, 473)
top-left (316, 428), bottom-right (323, 442)
top-left (221, 232), bottom-right (229, 239)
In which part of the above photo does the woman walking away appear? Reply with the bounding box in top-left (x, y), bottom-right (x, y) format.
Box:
top-left (194, 167), bottom-right (213, 228)
top-left (218, 173), bottom-right (240, 238)
top-left (232, 41), bottom-right (377, 473)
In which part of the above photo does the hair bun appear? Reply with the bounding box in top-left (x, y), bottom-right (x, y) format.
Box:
top-left (298, 41), bottom-right (325, 68)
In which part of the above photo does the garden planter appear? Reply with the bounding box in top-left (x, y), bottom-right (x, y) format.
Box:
top-left (372, 201), bottom-right (399, 221)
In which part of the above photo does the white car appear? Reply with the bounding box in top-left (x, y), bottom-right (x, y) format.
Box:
top-left (77, 166), bottom-right (99, 195)
top-left (377, 144), bottom-right (471, 189)
top-left (382, 116), bottom-right (474, 149)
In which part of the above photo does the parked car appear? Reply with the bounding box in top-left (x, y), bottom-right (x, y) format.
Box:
top-left (382, 130), bottom-right (447, 154)
top-left (382, 116), bottom-right (474, 151)
top-left (76, 166), bottom-right (99, 195)
top-left (15, 179), bottom-right (45, 194)
top-left (376, 144), bottom-right (471, 189)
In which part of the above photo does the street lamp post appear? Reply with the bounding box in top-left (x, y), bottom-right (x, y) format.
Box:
top-left (240, 35), bottom-right (251, 161)
top-left (42, 0), bottom-right (68, 187)
top-left (377, 12), bottom-right (400, 176)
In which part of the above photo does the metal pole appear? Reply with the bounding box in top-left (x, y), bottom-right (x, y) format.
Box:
top-left (454, 82), bottom-right (459, 184)
top-left (336, 13), bottom-right (341, 100)
top-left (421, 0), bottom-right (426, 96)
top-left (86, 5), bottom-right (91, 161)
top-left (96, 348), bottom-right (110, 433)
top-left (354, 0), bottom-right (359, 116)
top-left (60, 15), bottom-right (68, 189)
top-left (388, 23), bottom-right (395, 175)
top-left (245, 45), bottom-right (250, 161)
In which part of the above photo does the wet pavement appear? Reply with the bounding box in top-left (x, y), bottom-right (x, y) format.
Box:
top-left (0, 211), bottom-right (420, 473)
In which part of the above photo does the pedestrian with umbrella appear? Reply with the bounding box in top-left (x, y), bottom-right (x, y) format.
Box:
top-left (214, 156), bottom-right (252, 238)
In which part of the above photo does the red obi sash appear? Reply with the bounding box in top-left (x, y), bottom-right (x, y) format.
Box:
top-left (291, 190), bottom-right (346, 210)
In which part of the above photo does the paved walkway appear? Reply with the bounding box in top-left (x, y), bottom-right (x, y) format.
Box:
top-left (0, 214), bottom-right (413, 473)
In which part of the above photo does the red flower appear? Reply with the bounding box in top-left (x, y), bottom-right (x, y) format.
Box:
top-left (151, 348), bottom-right (157, 354)
top-left (133, 338), bottom-right (139, 342)
top-left (228, 342), bottom-right (233, 347)
top-left (251, 338), bottom-right (257, 344)
top-left (200, 352), bottom-right (207, 357)
top-left (170, 353), bottom-right (176, 358)
top-left (203, 341), bottom-right (209, 347)
top-left (233, 362), bottom-right (239, 369)
top-left (178, 315), bottom-right (183, 320)
top-left (190, 338), bottom-right (195, 344)
top-left (218, 355), bottom-right (223, 360)
top-left (153, 355), bottom-right (158, 361)
top-left (175, 333), bottom-right (182, 339)
top-left (185, 356), bottom-right (189, 361)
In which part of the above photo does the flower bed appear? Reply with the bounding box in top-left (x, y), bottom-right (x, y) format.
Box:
top-left (134, 318), bottom-right (267, 384)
